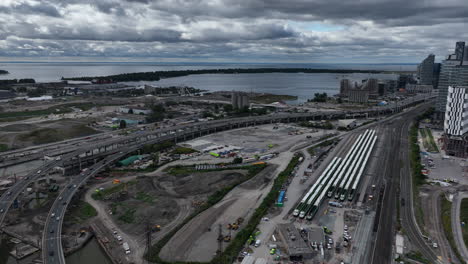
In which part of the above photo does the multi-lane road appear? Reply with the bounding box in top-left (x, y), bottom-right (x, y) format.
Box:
top-left (42, 151), bottom-right (127, 264)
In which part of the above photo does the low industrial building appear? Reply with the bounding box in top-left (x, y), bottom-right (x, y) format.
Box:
top-left (276, 223), bottom-right (314, 260)
top-left (112, 115), bottom-right (146, 127)
top-left (405, 84), bottom-right (433, 94)
top-left (119, 107), bottom-right (152, 115)
top-left (338, 119), bottom-right (357, 129)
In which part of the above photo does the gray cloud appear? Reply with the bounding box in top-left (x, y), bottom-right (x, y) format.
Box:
top-left (0, 0), bottom-right (467, 62)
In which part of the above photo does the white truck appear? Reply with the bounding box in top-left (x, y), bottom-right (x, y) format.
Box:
top-left (123, 242), bottom-right (131, 254)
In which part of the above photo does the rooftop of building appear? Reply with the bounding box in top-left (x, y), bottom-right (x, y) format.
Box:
top-left (277, 223), bottom-right (314, 256)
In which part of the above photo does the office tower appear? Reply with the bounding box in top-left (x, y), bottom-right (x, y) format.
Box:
top-left (436, 41), bottom-right (468, 116)
top-left (417, 54), bottom-right (435, 85)
top-left (455, 41), bottom-right (465, 61)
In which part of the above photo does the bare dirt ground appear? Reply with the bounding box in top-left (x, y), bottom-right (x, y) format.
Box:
top-left (159, 164), bottom-right (279, 262)
top-left (0, 119), bottom-right (99, 148)
top-left (87, 167), bottom-right (253, 264)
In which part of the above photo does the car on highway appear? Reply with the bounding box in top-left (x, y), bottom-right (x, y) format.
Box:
top-left (49, 251), bottom-right (54, 256)
top-left (56, 216), bottom-right (60, 221)
top-left (0, 209), bottom-right (4, 213)
top-left (6, 192), bottom-right (11, 196)
top-left (50, 229), bottom-right (54, 233)
top-left (51, 213), bottom-right (55, 218)
top-left (58, 196), bottom-right (62, 200)
top-left (37, 170), bottom-right (42, 174)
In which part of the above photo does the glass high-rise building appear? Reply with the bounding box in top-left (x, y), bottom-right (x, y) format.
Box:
top-left (455, 41), bottom-right (465, 60)
top-left (417, 54), bottom-right (435, 85)
top-left (436, 41), bottom-right (468, 115)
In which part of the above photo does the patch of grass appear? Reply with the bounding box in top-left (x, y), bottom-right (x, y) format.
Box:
top-left (441, 194), bottom-right (465, 264)
top-left (425, 128), bottom-right (439, 152)
top-left (460, 199), bottom-right (468, 259)
top-left (405, 251), bottom-right (431, 264)
top-left (307, 138), bottom-right (338, 155)
top-left (165, 163), bottom-right (265, 176)
top-left (79, 202), bottom-right (98, 219)
top-left (92, 180), bottom-right (137, 200)
top-left (136, 191), bottom-right (155, 204)
top-left (66, 201), bottom-right (98, 224)
top-left (0, 102), bottom-right (114, 122)
top-left (17, 124), bottom-right (98, 144)
top-left (118, 208), bottom-right (136, 224)
top-left (171, 146), bottom-right (198, 155)
top-left (406, 108), bottom-right (435, 236)
top-left (419, 128), bottom-right (438, 153)
top-left (251, 94), bottom-right (298, 104)
top-left (0, 143), bottom-right (8, 152)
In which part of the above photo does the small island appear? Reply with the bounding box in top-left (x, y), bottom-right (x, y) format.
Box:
top-left (0, 69), bottom-right (9, 75)
top-left (62, 68), bottom-right (385, 83)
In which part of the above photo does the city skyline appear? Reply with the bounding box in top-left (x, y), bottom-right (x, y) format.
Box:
top-left (0, 0), bottom-right (467, 63)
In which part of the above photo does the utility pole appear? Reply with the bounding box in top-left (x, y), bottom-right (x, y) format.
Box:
top-left (217, 223), bottom-right (223, 255)
top-left (145, 222), bottom-right (152, 264)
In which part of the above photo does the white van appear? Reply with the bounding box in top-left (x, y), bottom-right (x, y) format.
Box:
top-left (254, 239), bottom-right (261, 247)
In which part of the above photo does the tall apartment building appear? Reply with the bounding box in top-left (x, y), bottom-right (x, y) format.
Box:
top-left (443, 86), bottom-right (468, 157)
top-left (444, 86), bottom-right (468, 136)
top-left (417, 54), bottom-right (435, 85)
top-left (436, 41), bottom-right (468, 117)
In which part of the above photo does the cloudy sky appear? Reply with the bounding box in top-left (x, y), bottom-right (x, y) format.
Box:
top-left (0, 0), bottom-right (467, 63)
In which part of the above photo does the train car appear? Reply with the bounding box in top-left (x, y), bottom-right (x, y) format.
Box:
top-left (347, 135), bottom-right (377, 201)
top-left (276, 190), bottom-right (286, 207)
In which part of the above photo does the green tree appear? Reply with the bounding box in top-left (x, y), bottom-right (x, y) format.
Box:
top-left (146, 103), bottom-right (166, 122)
top-left (223, 104), bottom-right (233, 112)
top-left (128, 108), bottom-right (134, 114)
top-left (233, 157), bottom-right (243, 164)
top-left (119, 120), bottom-right (127, 129)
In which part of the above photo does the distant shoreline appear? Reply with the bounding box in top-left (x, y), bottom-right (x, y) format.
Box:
top-left (0, 70), bottom-right (9, 75)
top-left (62, 68), bottom-right (406, 82)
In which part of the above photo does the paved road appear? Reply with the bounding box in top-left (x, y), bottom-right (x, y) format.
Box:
top-left (0, 150), bottom-right (80, 226)
top-left (399, 108), bottom-right (440, 263)
top-left (428, 189), bottom-right (460, 263)
top-left (42, 151), bottom-right (127, 264)
top-left (452, 193), bottom-right (468, 262)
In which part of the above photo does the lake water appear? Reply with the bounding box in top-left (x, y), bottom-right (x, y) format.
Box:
top-left (0, 62), bottom-right (415, 82)
top-left (128, 72), bottom-right (399, 103)
top-left (0, 62), bottom-right (413, 103)
top-left (0, 237), bottom-right (111, 264)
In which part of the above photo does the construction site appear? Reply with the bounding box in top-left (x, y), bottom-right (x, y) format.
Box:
top-left (0, 113), bottom-right (389, 264)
